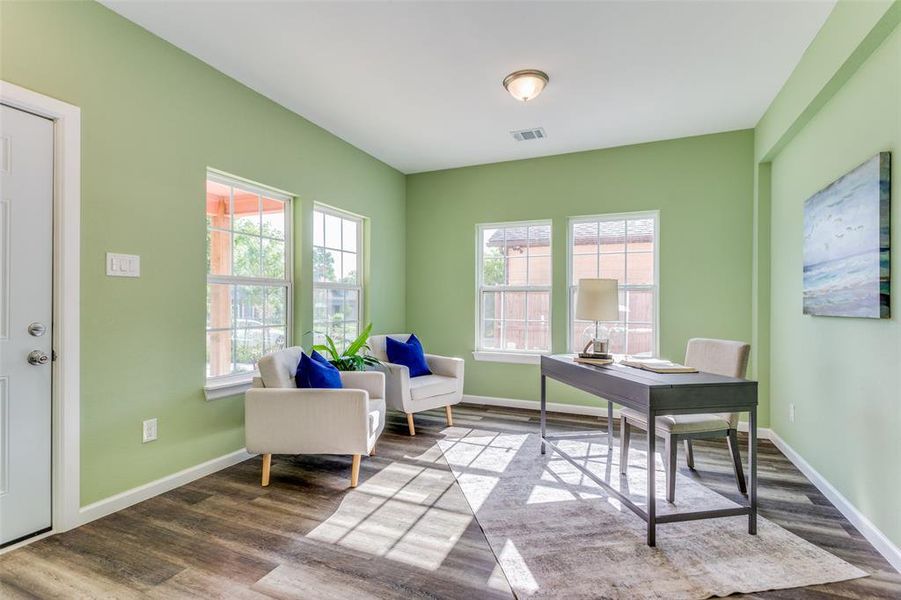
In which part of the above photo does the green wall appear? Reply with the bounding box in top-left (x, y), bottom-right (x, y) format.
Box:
top-left (406, 131), bottom-right (756, 413)
top-left (0, 1), bottom-right (406, 505)
top-left (759, 4), bottom-right (901, 550)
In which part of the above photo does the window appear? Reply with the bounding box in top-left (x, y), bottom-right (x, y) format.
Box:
top-left (312, 206), bottom-right (363, 350)
top-left (477, 221), bottom-right (552, 355)
top-left (205, 172), bottom-right (292, 384)
top-left (569, 212), bottom-right (658, 357)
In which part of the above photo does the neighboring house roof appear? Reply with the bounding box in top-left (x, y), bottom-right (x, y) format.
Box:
top-left (487, 219), bottom-right (653, 248)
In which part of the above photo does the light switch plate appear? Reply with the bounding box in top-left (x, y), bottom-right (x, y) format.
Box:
top-left (107, 252), bottom-right (140, 277)
top-left (143, 418), bottom-right (158, 443)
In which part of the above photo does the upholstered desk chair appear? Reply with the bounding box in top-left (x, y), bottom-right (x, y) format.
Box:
top-left (245, 347), bottom-right (386, 488)
top-left (368, 334), bottom-right (464, 436)
top-left (619, 338), bottom-right (751, 503)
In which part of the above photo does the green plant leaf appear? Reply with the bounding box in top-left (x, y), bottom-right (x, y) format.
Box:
top-left (344, 322), bottom-right (373, 357)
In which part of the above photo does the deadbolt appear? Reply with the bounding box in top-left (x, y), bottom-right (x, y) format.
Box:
top-left (28, 322), bottom-right (47, 337)
top-left (27, 350), bottom-right (50, 366)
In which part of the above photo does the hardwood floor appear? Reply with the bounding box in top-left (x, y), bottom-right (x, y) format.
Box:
top-left (1, 404), bottom-right (899, 599)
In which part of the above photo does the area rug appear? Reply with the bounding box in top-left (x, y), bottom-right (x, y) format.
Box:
top-left (436, 427), bottom-right (866, 599)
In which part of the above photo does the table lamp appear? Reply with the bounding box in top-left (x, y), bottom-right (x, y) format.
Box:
top-left (575, 278), bottom-right (619, 358)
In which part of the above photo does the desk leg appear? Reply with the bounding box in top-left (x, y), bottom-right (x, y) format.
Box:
top-left (607, 401), bottom-right (614, 453)
top-left (646, 408), bottom-right (656, 547)
top-left (749, 404), bottom-right (758, 534)
top-left (540, 374), bottom-right (547, 455)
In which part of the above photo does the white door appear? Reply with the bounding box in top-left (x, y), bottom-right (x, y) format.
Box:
top-left (0, 104), bottom-right (53, 546)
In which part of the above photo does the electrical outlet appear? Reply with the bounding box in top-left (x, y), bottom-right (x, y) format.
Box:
top-left (789, 404), bottom-right (795, 424)
top-left (142, 418), bottom-right (158, 443)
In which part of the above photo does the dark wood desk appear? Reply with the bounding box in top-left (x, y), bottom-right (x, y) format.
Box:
top-left (540, 354), bottom-right (758, 546)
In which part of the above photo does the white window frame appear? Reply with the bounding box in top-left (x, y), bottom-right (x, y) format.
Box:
top-left (566, 210), bottom-right (659, 357)
top-left (312, 203), bottom-right (365, 350)
top-left (204, 170), bottom-right (294, 399)
top-left (474, 219), bottom-right (553, 364)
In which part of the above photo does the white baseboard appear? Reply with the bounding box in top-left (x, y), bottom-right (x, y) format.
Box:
top-left (463, 394), bottom-right (775, 440)
top-left (767, 431), bottom-right (901, 574)
top-left (77, 448), bottom-right (255, 526)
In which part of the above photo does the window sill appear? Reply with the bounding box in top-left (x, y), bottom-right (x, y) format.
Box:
top-left (472, 351), bottom-right (544, 365)
top-left (204, 374), bottom-right (256, 401)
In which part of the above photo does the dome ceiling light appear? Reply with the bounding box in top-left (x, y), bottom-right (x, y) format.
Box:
top-left (502, 69), bottom-right (549, 102)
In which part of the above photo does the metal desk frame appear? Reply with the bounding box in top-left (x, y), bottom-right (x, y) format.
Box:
top-left (539, 355), bottom-right (758, 547)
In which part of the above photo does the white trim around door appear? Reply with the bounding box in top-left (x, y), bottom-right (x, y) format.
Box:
top-left (1, 81), bottom-right (81, 534)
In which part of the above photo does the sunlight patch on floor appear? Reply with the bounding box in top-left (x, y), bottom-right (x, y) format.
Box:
top-left (497, 539), bottom-right (539, 595)
top-left (306, 460), bottom-right (474, 571)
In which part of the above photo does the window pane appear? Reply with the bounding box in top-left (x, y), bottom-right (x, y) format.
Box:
top-left (572, 253), bottom-right (598, 281)
top-left (527, 291), bottom-right (550, 322)
top-left (206, 180), bottom-right (233, 230)
top-left (207, 229), bottom-right (232, 276)
top-left (340, 251), bottom-right (358, 283)
top-left (262, 238), bottom-right (285, 279)
top-left (342, 218), bottom-right (358, 252)
top-left (527, 321), bottom-right (550, 351)
top-left (206, 330), bottom-right (233, 378)
top-left (504, 227), bottom-right (527, 257)
top-left (345, 289), bottom-right (360, 323)
top-left (261, 197), bottom-right (285, 239)
top-left (625, 252), bottom-right (654, 285)
top-left (233, 189), bottom-right (260, 235)
top-left (233, 234), bottom-right (261, 277)
top-left (599, 220), bottom-right (626, 253)
top-left (504, 291), bottom-right (526, 322)
top-left (265, 326), bottom-right (287, 353)
top-left (627, 218), bottom-right (655, 252)
top-left (328, 288), bottom-right (346, 324)
top-left (626, 324), bottom-right (654, 356)
top-left (207, 283), bottom-right (233, 329)
top-left (313, 287), bottom-right (328, 322)
top-left (599, 252), bottom-right (625, 282)
top-left (324, 213), bottom-right (342, 248)
top-left (482, 291), bottom-right (501, 321)
top-left (528, 255), bottom-right (551, 285)
top-left (482, 320), bottom-right (503, 349)
top-left (313, 247), bottom-right (335, 282)
top-left (572, 221), bottom-right (599, 255)
top-left (235, 285), bottom-right (265, 325)
top-left (234, 328), bottom-right (264, 373)
top-left (482, 248), bottom-right (505, 285)
top-left (627, 290), bottom-right (654, 323)
top-left (506, 256), bottom-right (527, 285)
top-left (264, 286), bottom-right (287, 325)
top-left (527, 224), bottom-right (551, 256)
top-left (313, 210), bottom-right (324, 246)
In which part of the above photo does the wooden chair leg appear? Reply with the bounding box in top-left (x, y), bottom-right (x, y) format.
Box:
top-left (727, 429), bottom-right (747, 495)
top-left (665, 435), bottom-right (677, 503)
top-left (684, 439), bottom-right (695, 469)
top-left (445, 405), bottom-right (454, 427)
top-left (406, 412), bottom-right (416, 436)
top-left (261, 453), bottom-right (272, 487)
top-left (350, 454), bottom-right (362, 488)
top-left (619, 416), bottom-right (631, 475)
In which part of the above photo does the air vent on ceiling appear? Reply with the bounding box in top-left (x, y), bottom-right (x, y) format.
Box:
top-left (511, 127), bottom-right (546, 142)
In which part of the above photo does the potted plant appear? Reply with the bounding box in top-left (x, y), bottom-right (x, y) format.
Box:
top-left (312, 322), bottom-right (381, 371)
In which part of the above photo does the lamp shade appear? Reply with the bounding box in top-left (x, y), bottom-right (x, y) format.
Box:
top-left (575, 279), bottom-right (619, 322)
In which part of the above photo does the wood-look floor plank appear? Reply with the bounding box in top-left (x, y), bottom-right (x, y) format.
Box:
top-left (0, 403), bottom-right (897, 599)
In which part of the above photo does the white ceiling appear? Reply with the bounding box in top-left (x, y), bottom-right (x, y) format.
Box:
top-left (102, 1), bottom-right (835, 174)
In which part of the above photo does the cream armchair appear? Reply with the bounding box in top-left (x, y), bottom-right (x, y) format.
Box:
top-left (245, 346), bottom-right (386, 488)
top-left (368, 334), bottom-right (464, 436)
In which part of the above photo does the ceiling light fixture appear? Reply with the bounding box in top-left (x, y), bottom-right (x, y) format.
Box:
top-left (503, 69), bottom-right (549, 102)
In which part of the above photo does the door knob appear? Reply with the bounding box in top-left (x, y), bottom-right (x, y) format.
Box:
top-left (27, 350), bottom-right (50, 366)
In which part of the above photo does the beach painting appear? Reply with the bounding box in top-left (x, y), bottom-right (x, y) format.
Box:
top-left (803, 152), bottom-right (891, 318)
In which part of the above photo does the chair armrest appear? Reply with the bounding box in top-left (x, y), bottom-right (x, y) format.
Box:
top-left (425, 354), bottom-right (464, 379)
top-left (245, 388), bottom-right (371, 455)
top-left (340, 371), bottom-right (385, 400)
top-left (377, 362), bottom-right (411, 411)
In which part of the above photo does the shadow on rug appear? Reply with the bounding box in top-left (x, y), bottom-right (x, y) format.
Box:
top-left (436, 427), bottom-right (866, 599)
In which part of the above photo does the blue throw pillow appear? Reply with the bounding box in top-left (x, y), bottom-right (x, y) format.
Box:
top-left (386, 334), bottom-right (432, 378)
top-left (295, 351), bottom-right (343, 389)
